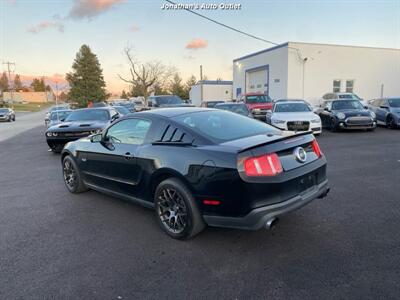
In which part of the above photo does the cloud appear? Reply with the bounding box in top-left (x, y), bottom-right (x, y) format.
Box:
top-left (27, 21), bottom-right (64, 33)
top-left (69, 0), bottom-right (126, 20)
top-left (185, 38), bottom-right (208, 50)
top-left (184, 55), bottom-right (196, 60)
top-left (130, 25), bottom-right (140, 32)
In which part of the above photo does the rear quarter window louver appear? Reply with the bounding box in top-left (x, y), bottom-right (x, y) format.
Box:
top-left (153, 125), bottom-right (194, 146)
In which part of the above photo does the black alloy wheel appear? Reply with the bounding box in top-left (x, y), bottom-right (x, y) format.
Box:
top-left (62, 156), bottom-right (88, 193)
top-left (330, 117), bottom-right (337, 132)
top-left (63, 159), bottom-right (77, 190)
top-left (157, 187), bottom-right (188, 234)
top-left (387, 115), bottom-right (396, 129)
top-left (155, 178), bottom-right (205, 239)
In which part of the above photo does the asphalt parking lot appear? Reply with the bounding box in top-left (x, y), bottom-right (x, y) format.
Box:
top-left (1, 126), bottom-right (399, 299)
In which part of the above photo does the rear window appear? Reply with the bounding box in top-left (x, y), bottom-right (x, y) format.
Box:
top-left (216, 104), bottom-right (249, 116)
top-left (172, 110), bottom-right (278, 143)
top-left (338, 94), bottom-right (360, 100)
top-left (245, 95), bottom-right (272, 104)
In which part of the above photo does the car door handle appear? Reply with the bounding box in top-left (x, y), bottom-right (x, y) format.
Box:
top-left (123, 152), bottom-right (134, 160)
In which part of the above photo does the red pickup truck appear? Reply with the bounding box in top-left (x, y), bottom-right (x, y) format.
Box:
top-left (239, 93), bottom-right (273, 121)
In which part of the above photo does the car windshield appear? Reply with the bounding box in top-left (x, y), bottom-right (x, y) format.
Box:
top-left (173, 110), bottom-right (278, 143)
top-left (216, 104), bottom-right (249, 116)
top-left (154, 96), bottom-right (183, 105)
top-left (0, 108), bottom-right (9, 113)
top-left (332, 100), bottom-right (364, 110)
top-left (245, 95), bottom-right (271, 104)
top-left (50, 111), bottom-right (71, 120)
top-left (388, 98), bottom-right (400, 107)
top-left (114, 106), bottom-right (130, 115)
top-left (338, 94), bottom-right (361, 100)
top-left (65, 109), bottom-right (110, 121)
top-left (50, 105), bottom-right (68, 112)
top-left (274, 103), bottom-right (311, 112)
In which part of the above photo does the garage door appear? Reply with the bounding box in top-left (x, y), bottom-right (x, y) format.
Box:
top-left (246, 66), bottom-right (269, 95)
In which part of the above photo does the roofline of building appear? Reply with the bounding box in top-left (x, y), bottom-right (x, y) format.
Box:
top-left (233, 42), bottom-right (288, 62)
top-left (195, 80), bottom-right (233, 85)
top-left (233, 41), bottom-right (399, 62)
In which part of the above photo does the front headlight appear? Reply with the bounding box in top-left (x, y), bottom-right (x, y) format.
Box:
top-left (311, 118), bottom-right (321, 123)
top-left (272, 119), bottom-right (285, 124)
top-left (370, 111), bottom-right (376, 118)
top-left (337, 112), bottom-right (346, 120)
top-left (252, 108), bottom-right (261, 113)
top-left (46, 132), bottom-right (53, 137)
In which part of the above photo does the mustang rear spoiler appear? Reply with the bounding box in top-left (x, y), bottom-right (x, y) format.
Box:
top-left (237, 131), bottom-right (313, 153)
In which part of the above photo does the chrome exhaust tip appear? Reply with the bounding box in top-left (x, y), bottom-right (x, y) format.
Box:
top-left (265, 217), bottom-right (279, 230)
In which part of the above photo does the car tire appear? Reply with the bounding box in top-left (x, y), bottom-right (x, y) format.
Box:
top-left (329, 118), bottom-right (337, 132)
top-left (62, 155), bottom-right (88, 193)
top-left (154, 178), bottom-right (205, 240)
top-left (386, 115), bottom-right (396, 129)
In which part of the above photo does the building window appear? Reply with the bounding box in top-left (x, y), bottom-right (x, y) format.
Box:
top-left (256, 84), bottom-right (262, 88)
top-left (346, 80), bottom-right (354, 93)
top-left (333, 80), bottom-right (341, 93)
top-left (250, 85), bottom-right (255, 89)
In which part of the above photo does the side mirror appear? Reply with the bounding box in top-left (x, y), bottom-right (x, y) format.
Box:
top-left (111, 114), bottom-right (120, 122)
top-left (364, 106), bottom-right (368, 109)
top-left (90, 133), bottom-right (102, 143)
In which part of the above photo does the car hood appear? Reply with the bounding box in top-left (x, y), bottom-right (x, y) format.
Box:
top-left (272, 112), bottom-right (319, 121)
top-left (246, 103), bottom-right (273, 110)
top-left (47, 120), bottom-right (109, 132)
top-left (332, 109), bottom-right (371, 117)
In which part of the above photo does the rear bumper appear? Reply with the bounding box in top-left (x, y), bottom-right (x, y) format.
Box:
top-left (203, 179), bottom-right (329, 230)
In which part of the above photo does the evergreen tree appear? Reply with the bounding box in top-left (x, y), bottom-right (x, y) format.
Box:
top-left (14, 74), bottom-right (23, 91)
top-left (30, 77), bottom-right (46, 92)
top-left (66, 45), bottom-right (107, 107)
top-left (169, 73), bottom-right (186, 99)
top-left (183, 75), bottom-right (197, 100)
top-left (0, 72), bottom-right (9, 93)
top-left (120, 90), bottom-right (128, 99)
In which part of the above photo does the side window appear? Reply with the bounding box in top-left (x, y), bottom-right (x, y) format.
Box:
top-left (333, 80), bottom-right (341, 93)
top-left (106, 119), bottom-right (152, 145)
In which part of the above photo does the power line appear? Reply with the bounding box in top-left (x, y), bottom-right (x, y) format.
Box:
top-left (164, 0), bottom-right (279, 46)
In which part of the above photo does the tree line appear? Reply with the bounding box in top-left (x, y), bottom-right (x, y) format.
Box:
top-left (66, 45), bottom-right (200, 107)
top-left (0, 73), bottom-right (52, 93)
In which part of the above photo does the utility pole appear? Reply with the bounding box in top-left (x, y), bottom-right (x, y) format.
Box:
top-left (200, 65), bottom-right (203, 103)
top-left (3, 61), bottom-right (15, 107)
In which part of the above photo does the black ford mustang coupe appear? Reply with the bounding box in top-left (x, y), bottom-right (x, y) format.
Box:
top-left (46, 107), bottom-right (120, 152)
top-left (61, 108), bottom-right (329, 239)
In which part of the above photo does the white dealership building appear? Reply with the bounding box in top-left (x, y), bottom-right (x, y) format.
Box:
top-left (233, 42), bottom-right (400, 105)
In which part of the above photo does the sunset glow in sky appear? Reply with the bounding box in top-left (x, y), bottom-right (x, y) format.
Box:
top-left (1, 0), bottom-right (399, 94)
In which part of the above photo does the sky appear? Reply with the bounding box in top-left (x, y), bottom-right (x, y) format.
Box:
top-left (0, 0), bottom-right (399, 94)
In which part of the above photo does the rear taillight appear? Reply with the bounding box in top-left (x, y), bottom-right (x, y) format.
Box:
top-left (312, 139), bottom-right (322, 158)
top-left (244, 153), bottom-right (283, 176)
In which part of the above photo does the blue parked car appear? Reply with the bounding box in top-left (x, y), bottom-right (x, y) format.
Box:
top-left (368, 97), bottom-right (400, 129)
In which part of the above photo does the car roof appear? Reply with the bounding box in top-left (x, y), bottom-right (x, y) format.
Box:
top-left (74, 107), bottom-right (111, 112)
top-left (50, 109), bottom-right (72, 113)
top-left (137, 107), bottom-right (212, 118)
